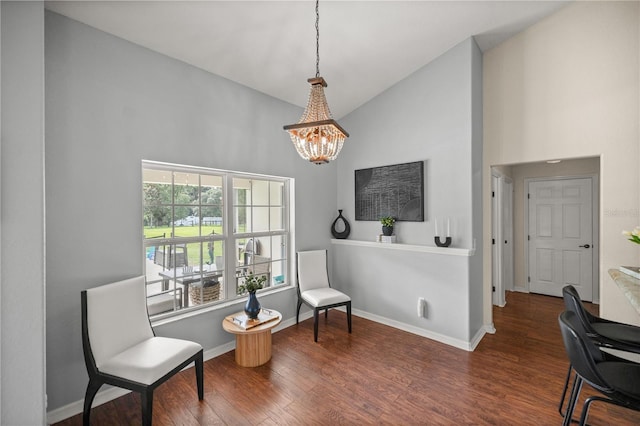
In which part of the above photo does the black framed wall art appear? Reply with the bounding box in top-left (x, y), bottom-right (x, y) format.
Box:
top-left (355, 161), bottom-right (424, 221)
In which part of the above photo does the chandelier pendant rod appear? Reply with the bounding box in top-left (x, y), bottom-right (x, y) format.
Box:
top-left (315, 0), bottom-right (320, 78)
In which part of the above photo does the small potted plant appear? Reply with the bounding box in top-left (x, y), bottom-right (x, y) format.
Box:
top-left (380, 216), bottom-right (396, 236)
top-left (237, 272), bottom-right (267, 319)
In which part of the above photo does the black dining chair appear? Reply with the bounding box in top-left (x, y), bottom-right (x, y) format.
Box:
top-left (558, 310), bottom-right (640, 426)
top-left (558, 285), bottom-right (640, 419)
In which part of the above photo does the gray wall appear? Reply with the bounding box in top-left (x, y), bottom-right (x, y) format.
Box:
top-left (45, 10), bottom-right (485, 415)
top-left (45, 11), bottom-right (336, 411)
top-left (338, 39), bottom-right (480, 249)
top-left (468, 39), bottom-right (484, 338)
top-left (333, 39), bottom-right (484, 344)
top-left (1, 2), bottom-right (47, 424)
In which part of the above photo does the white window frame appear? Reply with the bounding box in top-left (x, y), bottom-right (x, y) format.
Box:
top-left (142, 160), bottom-right (293, 320)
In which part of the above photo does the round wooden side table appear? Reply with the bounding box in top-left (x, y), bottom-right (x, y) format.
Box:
top-left (222, 309), bottom-right (282, 367)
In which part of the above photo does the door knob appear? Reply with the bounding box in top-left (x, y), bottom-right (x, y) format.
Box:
top-left (579, 244), bottom-right (591, 249)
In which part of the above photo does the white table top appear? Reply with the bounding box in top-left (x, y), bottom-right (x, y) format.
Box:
top-left (609, 268), bottom-right (640, 314)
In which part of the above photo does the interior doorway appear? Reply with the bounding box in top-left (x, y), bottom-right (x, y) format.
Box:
top-left (490, 157), bottom-right (600, 304)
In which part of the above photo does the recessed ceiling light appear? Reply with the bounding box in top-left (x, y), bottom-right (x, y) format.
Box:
top-left (547, 160), bottom-right (562, 164)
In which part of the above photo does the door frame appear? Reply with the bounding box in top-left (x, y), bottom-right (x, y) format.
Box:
top-left (491, 169), bottom-right (513, 307)
top-left (524, 174), bottom-right (600, 302)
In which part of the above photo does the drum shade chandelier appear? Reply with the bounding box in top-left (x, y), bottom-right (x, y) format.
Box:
top-left (283, 0), bottom-right (349, 165)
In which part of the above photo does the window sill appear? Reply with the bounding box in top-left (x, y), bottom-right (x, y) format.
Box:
top-left (330, 239), bottom-right (475, 257)
top-left (150, 284), bottom-right (295, 327)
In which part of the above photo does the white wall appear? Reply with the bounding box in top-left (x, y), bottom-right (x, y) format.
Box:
top-left (1, 2), bottom-right (47, 424)
top-left (334, 38), bottom-right (484, 346)
top-left (483, 1), bottom-right (640, 327)
top-left (45, 11), bottom-right (336, 412)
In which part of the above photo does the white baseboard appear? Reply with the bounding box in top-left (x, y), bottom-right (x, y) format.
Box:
top-left (47, 309), bottom-right (483, 423)
top-left (350, 308), bottom-right (486, 352)
top-left (46, 316), bottom-right (305, 425)
top-left (484, 322), bottom-right (496, 334)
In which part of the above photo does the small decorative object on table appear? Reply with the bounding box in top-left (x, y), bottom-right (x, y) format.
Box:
top-left (226, 308), bottom-right (280, 330)
top-left (622, 227), bottom-right (640, 245)
top-left (620, 227), bottom-right (640, 279)
top-left (331, 209), bottom-right (351, 239)
top-left (237, 272), bottom-right (267, 319)
top-left (380, 216), bottom-right (395, 236)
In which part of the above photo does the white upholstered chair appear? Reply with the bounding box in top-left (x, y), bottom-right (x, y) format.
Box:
top-left (81, 276), bottom-right (203, 426)
top-left (296, 250), bottom-right (352, 342)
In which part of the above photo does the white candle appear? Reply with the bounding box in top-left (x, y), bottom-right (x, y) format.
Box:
top-left (435, 218), bottom-right (439, 236)
top-left (447, 218), bottom-right (451, 237)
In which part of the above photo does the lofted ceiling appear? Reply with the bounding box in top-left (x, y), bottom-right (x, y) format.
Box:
top-left (45, 0), bottom-right (569, 119)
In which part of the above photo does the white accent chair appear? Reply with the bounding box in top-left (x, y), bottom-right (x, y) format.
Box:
top-left (81, 276), bottom-right (203, 426)
top-left (296, 250), bottom-right (352, 342)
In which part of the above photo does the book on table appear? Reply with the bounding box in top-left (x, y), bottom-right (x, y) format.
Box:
top-left (620, 266), bottom-right (640, 280)
top-left (226, 308), bottom-right (279, 330)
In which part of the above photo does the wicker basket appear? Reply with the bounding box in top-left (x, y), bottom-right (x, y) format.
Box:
top-left (189, 280), bottom-right (220, 305)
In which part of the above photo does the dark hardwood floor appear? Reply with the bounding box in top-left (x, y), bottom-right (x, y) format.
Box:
top-left (56, 291), bottom-right (640, 425)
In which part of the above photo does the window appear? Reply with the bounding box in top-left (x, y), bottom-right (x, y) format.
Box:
top-left (143, 161), bottom-right (291, 318)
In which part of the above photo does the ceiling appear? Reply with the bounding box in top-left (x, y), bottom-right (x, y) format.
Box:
top-left (45, 0), bottom-right (569, 119)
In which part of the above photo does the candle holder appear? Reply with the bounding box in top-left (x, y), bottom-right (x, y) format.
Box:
top-left (434, 236), bottom-right (452, 247)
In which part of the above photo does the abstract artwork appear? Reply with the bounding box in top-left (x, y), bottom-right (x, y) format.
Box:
top-left (355, 161), bottom-right (424, 221)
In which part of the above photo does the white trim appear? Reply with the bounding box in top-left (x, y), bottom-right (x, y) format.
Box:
top-left (142, 160), bottom-right (294, 319)
top-left (47, 306), bottom-right (487, 424)
top-left (142, 159), bottom-right (290, 182)
top-left (484, 322), bottom-right (497, 334)
top-left (331, 239), bottom-right (475, 256)
top-left (46, 313), bottom-right (311, 425)
top-left (150, 285), bottom-right (295, 327)
top-left (350, 308), bottom-right (485, 352)
top-left (491, 173), bottom-right (513, 307)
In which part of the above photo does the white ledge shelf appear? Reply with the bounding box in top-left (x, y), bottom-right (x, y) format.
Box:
top-left (331, 239), bottom-right (475, 257)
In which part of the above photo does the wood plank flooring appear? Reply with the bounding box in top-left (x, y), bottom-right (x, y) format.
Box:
top-left (55, 291), bottom-right (640, 425)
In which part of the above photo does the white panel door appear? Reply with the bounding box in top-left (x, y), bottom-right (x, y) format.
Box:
top-left (528, 178), bottom-right (593, 300)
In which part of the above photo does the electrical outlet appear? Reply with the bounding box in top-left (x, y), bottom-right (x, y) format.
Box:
top-left (417, 297), bottom-right (426, 318)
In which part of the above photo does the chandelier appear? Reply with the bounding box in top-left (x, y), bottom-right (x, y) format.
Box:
top-left (283, 0), bottom-right (349, 165)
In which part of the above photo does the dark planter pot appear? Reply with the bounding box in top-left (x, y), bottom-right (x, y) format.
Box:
top-left (244, 291), bottom-right (261, 319)
top-left (382, 226), bottom-right (394, 236)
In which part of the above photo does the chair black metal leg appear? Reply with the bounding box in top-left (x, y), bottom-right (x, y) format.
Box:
top-left (195, 351), bottom-right (204, 400)
top-left (347, 302), bottom-right (352, 334)
top-left (579, 395), bottom-right (630, 426)
top-left (558, 364), bottom-right (573, 417)
top-left (579, 396), bottom-right (598, 426)
top-left (325, 308), bottom-right (328, 319)
top-left (83, 379), bottom-right (102, 426)
top-left (313, 308), bottom-right (319, 342)
top-left (141, 389), bottom-right (153, 426)
top-left (563, 376), bottom-right (583, 426)
top-left (296, 298), bottom-right (302, 324)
